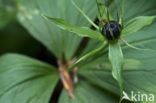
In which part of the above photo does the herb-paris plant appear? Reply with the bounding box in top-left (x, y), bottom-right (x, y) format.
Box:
top-left (0, 0), bottom-right (156, 103)
top-left (43, 0), bottom-right (156, 102)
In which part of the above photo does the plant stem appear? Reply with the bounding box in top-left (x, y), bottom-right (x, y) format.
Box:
top-left (69, 41), bottom-right (108, 70)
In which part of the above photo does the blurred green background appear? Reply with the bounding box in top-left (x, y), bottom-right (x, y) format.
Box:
top-left (0, 0), bottom-right (58, 66)
top-left (0, 1), bottom-right (60, 101)
top-left (1, 0), bottom-right (156, 103)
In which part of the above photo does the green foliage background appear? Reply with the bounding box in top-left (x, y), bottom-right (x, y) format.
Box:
top-left (0, 0), bottom-right (156, 103)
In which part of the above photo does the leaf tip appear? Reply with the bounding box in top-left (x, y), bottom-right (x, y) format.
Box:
top-left (41, 14), bottom-right (49, 21)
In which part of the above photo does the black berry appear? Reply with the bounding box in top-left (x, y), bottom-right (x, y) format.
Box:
top-left (102, 21), bottom-right (122, 40)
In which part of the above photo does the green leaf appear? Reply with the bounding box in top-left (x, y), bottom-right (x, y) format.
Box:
top-left (109, 0), bottom-right (156, 22)
top-left (59, 80), bottom-right (119, 103)
top-left (79, 68), bottom-right (120, 96)
top-left (17, 0), bottom-right (98, 60)
top-left (0, 54), bottom-right (59, 103)
top-left (122, 16), bottom-right (156, 36)
top-left (43, 15), bottom-right (105, 41)
top-left (78, 57), bottom-right (142, 96)
top-left (124, 0), bottom-right (156, 21)
top-left (108, 42), bottom-right (124, 102)
top-left (122, 21), bottom-right (156, 50)
top-left (121, 23), bottom-right (156, 101)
